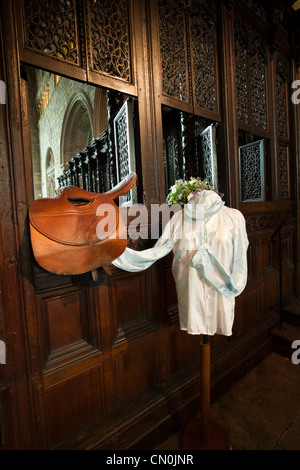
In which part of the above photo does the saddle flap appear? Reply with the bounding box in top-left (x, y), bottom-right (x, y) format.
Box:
top-left (29, 173), bottom-right (136, 246)
top-left (29, 189), bottom-right (120, 246)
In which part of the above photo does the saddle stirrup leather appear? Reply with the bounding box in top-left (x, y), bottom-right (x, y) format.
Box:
top-left (29, 172), bottom-right (137, 275)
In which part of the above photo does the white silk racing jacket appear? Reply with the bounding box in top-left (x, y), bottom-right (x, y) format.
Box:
top-left (113, 190), bottom-right (249, 336)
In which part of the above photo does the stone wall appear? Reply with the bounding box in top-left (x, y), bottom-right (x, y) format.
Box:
top-left (27, 66), bottom-right (108, 198)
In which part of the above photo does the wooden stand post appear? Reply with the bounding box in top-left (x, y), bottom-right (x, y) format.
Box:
top-left (181, 335), bottom-right (231, 450)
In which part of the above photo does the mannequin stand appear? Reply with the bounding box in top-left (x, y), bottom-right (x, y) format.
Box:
top-left (181, 335), bottom-right (230, 450)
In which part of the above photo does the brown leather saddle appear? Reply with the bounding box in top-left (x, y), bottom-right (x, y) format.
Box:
top-left (29, 173), bottom-right (137, 275)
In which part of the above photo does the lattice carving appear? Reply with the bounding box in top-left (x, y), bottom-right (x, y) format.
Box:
top-left (23, 0), bottom-right (79, 64)
top-left (276, 53), bottom-right (289, 138)
top-left (180, 112), bottom-right (197, 179)
top-left (113, 99), bottom-right (136, 204)
top-left (164, 132), bottom-right (181, 186)
top-left (245, 214), bottom-right (274, 233)
top-left (251, 34), bottom-right (267, 130)
top-left (158, 0), bottom-right (219, 111)
top-left (158, 0), bottom-right (189, 101)
top-left (234, 17), bottom-right (268, 130)
top-left (162, 109), bottom-right (184, 189)
top-left (234, 19), bottom-right (251, 126)
top-left (190, 0), bottom-right (217, 112)
top-left (278, 145), bottom-right (289, 198)
top-left (89, 0), bottom-right (131, 81)
top-left (115, 112), bottom-right (130, 177)
top-left (239, 140), bottom-right (265, 201)
top-left (198, 124), bottom-right (218, 189)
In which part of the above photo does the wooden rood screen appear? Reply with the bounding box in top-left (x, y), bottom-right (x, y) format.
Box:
top-left (0, 0), bottom-right (298, 450)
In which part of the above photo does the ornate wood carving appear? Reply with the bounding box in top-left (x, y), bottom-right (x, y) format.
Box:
top-left (23, 0), bottom-right (80, 64)
top-left (276, 52), bottom-right (289, 139)
top-left (189, 0), bottom-right (218, 113)
top-left (278, 144), bottom-right (290, 199)
top-left (158, 0), bottom-right (189, 103)
top-left (245, 214), bottom-right (274, 233)
top-left (87, 0), bottom-right (131, 82)
top-left (17, 0), bottom-right (136, 90)
top-left (197, 124), bottom-right (218, 188)
top-left (162, 107), bottom-right (184, 189)
top-left (239, 139), bottom-right (266, 202)
top-left (234, 15), bottom-right (268, 132)
top-left (234, 18), bottom-right (251, 126)
top-left (180, 112), bottom-right (197, 179)
top-left (157, 0), bottom-right (219, 117)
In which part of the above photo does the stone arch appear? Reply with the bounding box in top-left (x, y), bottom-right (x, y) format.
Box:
top-left (60, 90), bottom-right (94, 168)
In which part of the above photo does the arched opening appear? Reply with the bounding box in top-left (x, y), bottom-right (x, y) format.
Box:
top-left (61, 92), bottom-right (93, 168)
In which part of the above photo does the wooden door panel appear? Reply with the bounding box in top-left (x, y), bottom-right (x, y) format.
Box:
top-left (37, 286), bottom-right (101, 374)
top-left (114, 337), bottom-right (159, 406)
top-left (44, 366), bottom-right (104, 448)
top-left (108, 269), bottom-right (157, 346)
top-left (166, 329), bottom-right (199, 378)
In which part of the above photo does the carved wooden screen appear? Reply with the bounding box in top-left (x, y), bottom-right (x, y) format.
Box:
top-left (156, 0), bottom-right (220, 120)
top-left (239, 139), bottom-right (266, 202)
top-left (16, 0), bottom-right (87, 81)
top-left (15, 0), bottom-right (137, 94)
top-left (162, 108), bottom-right (185, 190)
top-left (234, 14), bottom-right (269, 135)
top-left (85, 0), bottom-right (136, 94)
top-left (113, 98), bottom-right (137, 204)
top-left (276, 51), bottom-right (291, 199)
top-left (197, 124), bottom-right (218, 190)
top-left (189, 0), bottom-right (219, 118)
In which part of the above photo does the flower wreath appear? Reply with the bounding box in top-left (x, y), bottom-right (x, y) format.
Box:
top-left (166, 177), bottom-right (217, 206)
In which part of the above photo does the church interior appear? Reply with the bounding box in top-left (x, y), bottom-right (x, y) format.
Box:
top-left (0, 0), bottom-right (300, 451)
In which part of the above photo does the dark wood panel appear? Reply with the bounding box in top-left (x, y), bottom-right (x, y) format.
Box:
top-left (109, 269), bottom-right (157, 345)
top-left (114, 337), bottom-right (159, 405)
top-left (1, 0), bottom-right (299, 452)
top-left (162, 328), bottom-right (199, 379)
top-left (38, 286), bottom-right (102, 374)
top-left (44, 366), bottom-right (104, 448)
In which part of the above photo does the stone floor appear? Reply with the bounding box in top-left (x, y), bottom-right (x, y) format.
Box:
top-left (155, 352), bottom-right (300, 450)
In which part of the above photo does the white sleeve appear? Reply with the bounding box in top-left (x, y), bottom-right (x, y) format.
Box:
top-left (112, 217), bottom-right (174, 272)
top-left (112, 241), bottom-right (174, 272)
top-left (191, 211), bottom-right (249, 297)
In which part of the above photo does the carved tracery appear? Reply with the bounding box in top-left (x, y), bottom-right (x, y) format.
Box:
top-left (189, 0), bottom-right (218, 112)
top-left (276, 53), bottom-right (289, 138)
top-left (158, 0), bottom-right (218, 114)
top-left (23, 0), bottom-right (80, 64)
top-left (158, 0), bottom-right (189, 102)
top-left (239, 139), bottom-right (265, 202)
top-left (89, 0), bottom-right (131, 82)
top-left (234, 17), bottom-right (268, 131)
top-left (278, 145), bottom-right (289, 199)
